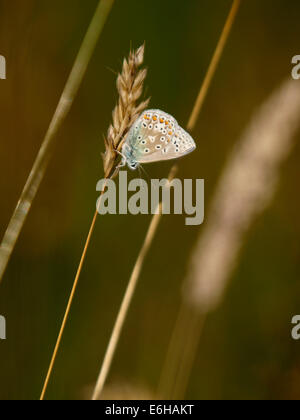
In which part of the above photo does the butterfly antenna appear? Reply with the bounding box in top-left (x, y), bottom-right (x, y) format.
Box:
top-left (139, 164), bottom-right (150, 181)
top-left (136, 166), bottom-right (148, 195)
top-left (137, 167), bottom-right (143, 191)
top-left (105, 66), bottom-right (118, 76)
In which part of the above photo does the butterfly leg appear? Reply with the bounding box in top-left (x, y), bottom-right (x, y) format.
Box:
top-left (116, 160), bottom-right (126, 169)
top-left (114, 148), bottom-right (127, 169)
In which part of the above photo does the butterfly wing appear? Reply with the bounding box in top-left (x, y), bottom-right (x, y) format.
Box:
top-left (132, 109), bottom-right (196, 164)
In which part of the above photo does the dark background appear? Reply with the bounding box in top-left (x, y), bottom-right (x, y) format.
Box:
top-left (0, 0), bottom-right (300, 400)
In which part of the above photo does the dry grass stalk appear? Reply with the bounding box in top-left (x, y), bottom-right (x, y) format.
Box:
top-left (92, 0), bottom-right (241, 401)
top-left (0, 0), bottom-right (115, 284)
top-left (102, 44), bottom-right (150, 178)
top-left (91, 166), bottom-right (178, 401)
top-left (186, 0), bottom-right (241, 131)
top-left (163, 78), bottom-right (300, 399)
top-left (83, 381), bottom-right (154, 400)
top-left (40, 44), bottom-right (148, 400)
top-left (184, 78), bottom-right (300, 312)
top-left (99, 381), bottom-right (154, 401)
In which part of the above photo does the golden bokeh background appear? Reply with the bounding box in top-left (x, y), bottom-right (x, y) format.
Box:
top-left (0, 0), bottom-right (300, 400)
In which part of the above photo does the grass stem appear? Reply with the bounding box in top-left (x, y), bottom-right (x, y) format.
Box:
top-left (91, 167), bottom-right (178, 400)
top-left (40, 209), bottom-right (99, 400)
top-left (0, 0), bottom-right (114, 284)
top-left (91, 0), bottom-right (240, 400)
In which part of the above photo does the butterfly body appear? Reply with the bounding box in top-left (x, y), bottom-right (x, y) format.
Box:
top-left (121, 109), bottom-right (196, 170)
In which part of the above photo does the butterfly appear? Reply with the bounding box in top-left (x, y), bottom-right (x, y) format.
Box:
top-left (120, 109), bottom-right (196, 170)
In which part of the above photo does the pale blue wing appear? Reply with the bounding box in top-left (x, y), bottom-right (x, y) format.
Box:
top-left (134, 110), bottom-right (196, 163)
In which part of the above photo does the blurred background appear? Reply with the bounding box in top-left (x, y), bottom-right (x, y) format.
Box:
top-left (0, 0), bottom-right (300, 400)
